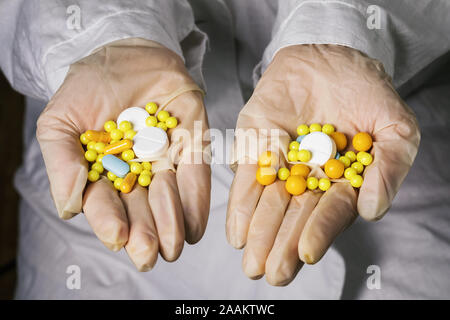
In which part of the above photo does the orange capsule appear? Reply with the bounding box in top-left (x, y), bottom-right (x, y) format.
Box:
top-left (85, 130), bottom-right (111, 143)
top-left (103, 139), bottom-right (133, 155)
top-left (120, 172), bottom-right (137, 193)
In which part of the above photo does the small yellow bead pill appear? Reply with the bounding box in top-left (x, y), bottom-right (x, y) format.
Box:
top-left (122, 149), bottom-right (135, 162)
top-left (318, 178), bottom-right (331, 191)
top-left (120, 172), bottom-right (137, 193)
top-left (307, 176), bottom-right (319, 190)
top-left (80, 133), bottom-right (90, 145)
top-left (288, 150), bottom-right (298, 162)
top-left (118, 121), bottom-right (132, 132)
top-left (91, 162), bottom-right (104, 174)
top-left (141, 162), bottom-right (152, 171)
top-left (297, 124), bottom-right (310, 136)
top-left (87, 170), bottom-right (99, 182)
top-left (145, 102), bottom-right (158, 115)
top-left (322, 124), bottom-right (335, 135)
top-left (156, 122), bottom-right (168, 131)
top-left (130, 162), bottom-right (143, 174)
top-left (338, 156), bottom-right (351, 168)
top-left (140, 169), bottom-right (152, 176)
top-left (157, 110), bottom-right (170, 122)
top-left (107, 171), bottom-right (117, 181)
top-left (350, 175), bottom-right (364, 188)
top-left (289, 141), bottom-right (300, 151)
top-left (114, 177), bottom-right (123, 190)
top-left (124, 130), bottom-right (137, 140)
top-left (87, 141), bottom-right (96, 151)
top-left (256, 167), bottom-right (277, 186)
top-left (357, 152), bottom-right (373, 166)
top-left (345, 151), bottom-right (357, 163)
top-left (344, 167), bottom-right (357, 180)
top-left (146, 116), bottom-right (158, 127)
top-left (277, 167), bottom-right (290, 181)
top-left (96, 154), bottom-right (104, 163)
top-left (104, 120), bottom-right (117, 133)
top-left (138, 173), bottom-right (151, 187)
top-left (309, 123), bottom-right (322, 132)
top-left (110, 129), bottom-right (124, 141)
top-left (85, 150), bottom-right (98, 162)
top-left (351, 161), bottom-right (364, 174)
top-left (297, 149), bottom-right (311, 162)
top-left (165, 116), bottom-right (178, 129)
top-left (94, 142), bottom-right (106, 154)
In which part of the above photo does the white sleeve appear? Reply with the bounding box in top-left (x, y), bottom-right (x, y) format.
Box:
top-left (0, 0), bottom-right (206, 101)
top-left (258, 0), bottom-right (450, 87)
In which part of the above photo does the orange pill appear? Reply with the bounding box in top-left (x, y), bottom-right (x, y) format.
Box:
top-left (285, 175), bottom-right (307, 196)
top-left (330, 132), bottom-right (347, 152)
top-left (104, 139), bottom-right (133, 155)
top-left (85, 130), bottom-right (111, 143)
top-left (256, 167), bottom-right (277, 186)
top-left (324, 159), bottom-right (345, 179)
top-left (352, 132), bottom-right (373, 152)
top-left (120, 172), bottom-right (137, 193)
top-left (290, 164), bottom-right (310, 178)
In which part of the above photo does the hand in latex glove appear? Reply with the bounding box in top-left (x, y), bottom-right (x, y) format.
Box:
top-left (37, 39), bottom-right (211, 271)
top-left (227, 45), bottom-right (420, 285)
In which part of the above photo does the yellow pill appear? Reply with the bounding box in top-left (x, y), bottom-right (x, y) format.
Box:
top-left (85, 130), bottom-right (111, 143)
top-left (352, 132), bottom-right (373, 152)
top-left (330, 132), bottom-right (347, 151)
top-left (124, 129), bottom-right (137, 140)
top-left (96, 154), bottom-right (104, 163)
top-left (104, 120), bottom-right (117, 132)
top-left (318, 178), bottom-right (331, 191)
top-left (258, 151), bottom-right (278, 167)
top-left (256, 167), bottom-right (277, 186)
top-left (146, 116), bottom-right (158, 127)
top-left (114, 177), bottom-right (124, 190)
top-left (122, 149), bottom-right (135, 161)
top-left (130, 162), bottom-right (143, 174)
top-left (344, 167), bottom-right (357, 180)
top-left (80, 133), bottom-right (90, 145)
top-left (110, 129), bottom-right (124, 141)
top-left (87, 170), bottom-right (99, 182)
top-left (307, 176), bottom-right (319, 190)
top-left (350, 175), bottom-right (364, 188)
top-left (91, 162), bottom-right (104, 174)
top-left (296, 124), bottom-right (310, 136)
top-left (85, 150), bottom-right (97, 162)
top-left (277, 167), bottom-right (290, 181)
top-left (156, 122), bottom-right (168, 131)
top-left (338, 156), bottom-right (351, 168)
top-left (165, 116), bottom-right (178, 129)
top-left (351, 161), bottom-right (364, 174)
top-left (145, 102), bottom-right (158, 115)
top-left (285, 175), bottom-right (307, 195)
top-left (142, 162), bottom-right (152, 171)
top-left (322, 124), bottom-right (335, 135)
top-left (94, 142), bottom-right (106, 154)
top-left (289, 141), bottom-right (300, 151)
top-left (138, 173), bottom-right (151, 187)
top-left (118, 121), bottom-right (132, 132)
top-left (288, 150), bottom-right (298, 162)
top-left (120, 172), bottom-right (137, 193)
top-left (107, 171), bottom-right (117, 181)
top-left (290, 164), bottom-right (310, 178)
top-left (345, 151), bottom-right (357, 162)
top-left (357, 152), bottom-right (373, 166)
top-left (87, 141), bottom-right (96, 151)
top-left (157, 110), bottom-right (170, 122)
top-left (309, 123), bottom-right (322, 132)
top-left (324, 159), bottom-right (344, 179)
top-left (297, 149), bottom-right (311, 162)
top-left (104, 139), bottom-right (133, 155)
top-left (140, 169), bottom-right (152, 176)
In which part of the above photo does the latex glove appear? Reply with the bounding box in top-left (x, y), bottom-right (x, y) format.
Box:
top-left (227, 45), bottom-right (420, 285)
top-left (37, 39), bottom-right (211, 271)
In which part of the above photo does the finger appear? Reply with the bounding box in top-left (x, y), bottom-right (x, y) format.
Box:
top-left (242, 180), bottom-right (291, 279)
top-left (298, 182), bottom-right (357, 264)
top-left (176, 163), bottom-right (211, 244)
top-left (82, 177), bottom-right (129, 251)
top-left (358, 119), bottom-right (420, 221)
top-left (121, 186), bottom-right (159, 272)
top-left (226, 164), bottom-right (264, 249)
top-left (37, 109), bottom-right (87, 219)
top-left (148, 170), bottom-right (185, 262)
top-left (265, 191), bottom-right (321, 286)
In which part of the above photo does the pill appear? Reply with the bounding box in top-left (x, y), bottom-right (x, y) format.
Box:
top-left (322, 124), bottom-right (335, 135)
top-left (145, 102), bottom-right (158, 114)
top-left (110, 129), bottom-right (124, 141)
top-left (88, 170), bottom-right (100, 182)
top-left (91, 162), bottom-right (104, 174)
top-left (299, 132), bottom-right (336, 166)
top-left (124, 129), bottom-right (137, 140)
top-left (256, 167), bottom-right (277, 186)
top-left (330, 132), bottom-right (347, 151)
top-left (120, 172), bottom-right (137, 193)
top-left (104, 139), bottom-right (133, 155)
top-left (344, 167), bottom-right (357, 180)
top-left (130, 162), bottom-right (143, 174)
top-left (104, 120), bottom-right (117, 132)
top-left (357, 151), bottom-right (373, 166)
top-left (353, 132), bottom-right (373, 152)
top-left (309, 123), bottom-right (322, 132)
top-left (258, 151), bottom-right (278, 167)
top-left (117, 107), bottom-right (150, 132)
top-left (297, 149), bottom-right (311, 162)
top-left (85, 130), bottom-right (111, 143)
top-left (121, 149), bottom-right (135, 161)
top-left (146, 116), bottom-right (158, 127)
top-left (114, 177), bottom-right (123, 190)
top-left (157, 110), bottom-right (170, 122)
top-left (288, 150), bottom-right (298, 162)
top-left (156, 122), bottom-right (168, 131)
top-left (289, 141), bottom-right (300, 151)
top-left (102, 154), bottom-right (130, 178)
top-left (85, 150), bottom-right (97, 162)
top-left (165, 117), bottom-right (178, 129)
top-left (290, 164), bottom-right (310, 178)
top-left (277, 168), bottom-right (290, 181)
top-left (132, 127), bottom-right (169, 159)
top-left (318, 178), bottom-right (331, 191)
top-left (351, 161), bottom-right (364, 174)
top-left (338, 155), bottom-right (351, 168)
top-left (324, 159), bottom-right (344, 179)
top-left (138, 173), bottom-right (151, 187)
top-left (80, 133), bottom-right (89, 145)
top-left (118, 120), bottom-right (132, 132)
top-left (87, 141), bottom-right (96, 151)
top-left (107, 171), bottom-right (117, 181)
top-left (345, 151), bottom-right (357, 162)
top-left (307, 176), bottom-right (319, 190)
top-left (296, 124), bottom-right (310, 136)
top-left (350, 175), bottom-right (363, 188)
top-left (285, 175), bottom-right (307, 195)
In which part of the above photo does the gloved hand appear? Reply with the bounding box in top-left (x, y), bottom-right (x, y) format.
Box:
top-left (37, 39), bottom-right (211, 271)
top-left (227, 45), bottom-right (420, 285)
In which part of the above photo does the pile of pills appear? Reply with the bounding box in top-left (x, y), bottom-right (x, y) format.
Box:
top-left (79, 102), bottom-right (178, 193)
top-left (256, 123), bottom-right (373, 196)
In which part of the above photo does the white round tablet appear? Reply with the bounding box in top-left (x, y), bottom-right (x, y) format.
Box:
top-left (133, 127), bottom-right (169, 159)
top-left (299, 132), bottom-right (336, 166)
top-left (117, 107), bottom-right (149, 132)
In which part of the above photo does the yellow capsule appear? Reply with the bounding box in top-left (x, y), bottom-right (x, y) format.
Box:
top-left (130, 162), bottom-right (143, 174)
top-left (338, 156), bottom-right (351, 168)
top-left (124, 129), bottom-right (137, 140)
top-left (85, 150), bottom-right (98, 162)
top-left (297, 149), bottom-right (311, 162)
top-left (80, 133), bottom-right (90, 145)
top-left (94, 142), bottom-right (106, 154)
top-left (322, 124), bottom-right (335, 135)
top-left (140, 169), bottom-right (152, 176)
top-left (357, 152), bottom-right (373, 166)
top-left (351, 161), bottom-right (364, 174)
top-left (344, 167), bottom-right (357, 180)
top-left (145, 116), bottom-right (158, 127)
top-left (156, 122), bottom-right (168, 131)
top-left (345, 151), bottom-right (357, 162)
top-left (87, 141), bottom-right (96, 151)
top-left (165, 116), bottom-right (178, 129)
top-left (350, 175), bottom-right (364, 188)
top-left (157, 110), bottom-right (170, 122)
top-left (309, 123), bottom-right (322, 132)
top-left (145, 102), bottom-right (158, 115)
top-left (120, 172), bottom-right (137, 193)
top-left (296, 124), bottom-right (310, 136)
top-left (104, 120), bottom-right (117, 132)
top-left (289, 141), bottom-right (300, 151)
top-left (103, 139), bottom-right (133, 155)
top-left (91, 162), bottom-right (104, 174)
top-left (96, 154), bottom-right (104, 163)
top-left (318, 178), bottom-right (331, 191)
top-left (118, 121), bottom-right (132, 132)
top-left (122, 149), bottom-right (135, 161)
top-left (307, 177), bottom-right (319, 190)
top-left (138, 173), bottom-right (151, 187)
top-left (87, 170), bottom-right (99, 182)
top-left (85, 130), bottom-right (111, 143)
top-left (287, 150), bottom-right (298, 162)
top-left (110, 129), bottom-right (124, 141)
top-left (114, 177), bottom-right (124, 190)
top-left (107, 171), bottom-right (117, 181)
top-left (141, 162), bottom-right (152, 171)
top-left (277, 168), bottom-right (290, 181)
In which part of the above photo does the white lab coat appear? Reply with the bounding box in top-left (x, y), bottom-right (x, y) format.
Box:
top-left (1, 0), bottom-right (449, 299)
